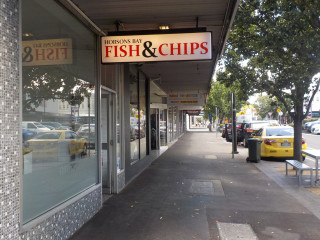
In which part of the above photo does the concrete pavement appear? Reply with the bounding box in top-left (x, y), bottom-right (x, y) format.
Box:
top-left (69, 129), bottom-right (320, 240)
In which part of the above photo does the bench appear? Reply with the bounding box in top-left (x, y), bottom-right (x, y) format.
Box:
top-left (285, 160), bottom-right (314, 186)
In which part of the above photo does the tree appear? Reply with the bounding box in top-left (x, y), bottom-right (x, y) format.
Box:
top-left (255, 95), bottom-right (289, 120)
top-left (204, 81), bottom-right (247, 122)
top-left (23, 66), bottom-right (93, 112)
top-left (218, 0), bottom-right (320, 161)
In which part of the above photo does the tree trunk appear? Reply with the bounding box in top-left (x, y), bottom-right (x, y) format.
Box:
top-left (293, 102), bottom-right (304, 162)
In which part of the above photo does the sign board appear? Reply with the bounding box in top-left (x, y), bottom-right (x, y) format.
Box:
top-left (22, 38), bottom-right (73, 66)
top-left (101, 32), bottom-right (212, 63)
top-left (185, 110), bottom-right (201, 115)
top-left (168, 93), bottom-right (205, 106)
top-left (277, 109), bottom-right (281, 113)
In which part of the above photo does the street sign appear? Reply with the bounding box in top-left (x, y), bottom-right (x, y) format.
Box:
top-left (277, 109), bottom-right (281, 113)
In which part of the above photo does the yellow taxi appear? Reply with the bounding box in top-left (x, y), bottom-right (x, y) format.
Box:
top-left (254, 126), bottom-right (307, 159)
top-left (26, 130), bottom-right (88, 161)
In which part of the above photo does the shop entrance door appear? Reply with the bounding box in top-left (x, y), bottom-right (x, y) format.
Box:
top-left (101, 88), bottom-right (116, 194)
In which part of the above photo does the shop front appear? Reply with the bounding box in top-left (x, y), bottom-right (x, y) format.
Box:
top-left (20, 0), bottom-right (102, 238)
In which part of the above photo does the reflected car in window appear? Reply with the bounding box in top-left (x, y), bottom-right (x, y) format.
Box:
top-left (25, 130), bottom-right (88, 161)
top-left (22, 121), bottom-right (51, 132)
top-left (76, 124), bottom-right (95, 149)
top-left (41, 121), bottom-right (71, 130)
top-left (254, 126), bottom-right (307, 159)
top-left (22, 129), bottom-right (37, 155)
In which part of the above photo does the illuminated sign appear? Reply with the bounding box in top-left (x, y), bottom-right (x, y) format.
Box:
top-left (22, 38), bottom-right (73, 66)
top-left (101, 32), bottom-right (212, 63)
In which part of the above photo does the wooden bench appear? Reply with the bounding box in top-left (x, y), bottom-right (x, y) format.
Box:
top-left (285, 160), bottom-right (314, 186)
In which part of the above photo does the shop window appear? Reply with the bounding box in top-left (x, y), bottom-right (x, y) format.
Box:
top-left (139, 72), bottom-right (147, 159)
top-left (129, 68), bottom-right (147, 163)
top-left (160, 109), bottom-right (167, 146)
top-left (116, 65), bottom-right (124, 171)
top-left (129, 74), bottom-right (139, 162)
top-left (173, 107), bottom-right (177, 139)
top-left (22, 0), bottom-right (98, 223)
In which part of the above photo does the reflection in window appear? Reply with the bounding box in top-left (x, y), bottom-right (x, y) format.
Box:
top-left (129, 68), bottom-right (147, 163)
top-left (130, 74), bottom-right (139, 162)
top-left (173, 107), bottom-right (177, 139)
top-left (160, 110), bottom-right (167, 146)
top-left (22, 0), bottom-right (98, 223)
top-left (168, 107), bottom-right (173, 142)
top-left (139, 73), bottom-right (146, 159)
top-left (116, 65), bottom-right (124, 171)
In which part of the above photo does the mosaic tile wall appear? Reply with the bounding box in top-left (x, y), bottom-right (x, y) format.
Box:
top-left (20, 187), bottom-right (102, 240)
top-left (0, 1), bottom-right (21, 240)
top-left (0, 1), bottom-right (102, 239)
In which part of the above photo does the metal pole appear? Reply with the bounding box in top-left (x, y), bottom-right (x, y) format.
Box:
top-left (215, 107), bottom-right (218, 137)
top-left (232, 93), bottom-right (238, 157)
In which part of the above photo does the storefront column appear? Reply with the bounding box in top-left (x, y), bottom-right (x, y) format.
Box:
top-left (0, 1), bottom-right (20, 239)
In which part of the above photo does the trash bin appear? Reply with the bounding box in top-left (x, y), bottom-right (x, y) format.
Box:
top-left (246, 138), bottom-right (262, 163)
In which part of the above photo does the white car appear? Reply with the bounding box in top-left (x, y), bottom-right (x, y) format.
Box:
top-left (311, 123), bottom-right (320, 135)
top-left (22, 121), bottom-right (50, 132)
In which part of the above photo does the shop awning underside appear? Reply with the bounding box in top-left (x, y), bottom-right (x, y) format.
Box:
top-left (70, 0), bottom-right (239, 100)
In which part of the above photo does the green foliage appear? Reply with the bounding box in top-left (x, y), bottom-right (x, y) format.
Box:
top-left (23, 66), bottom-right (93, 111)
top-left (217, 0), bottom-right (320, 160)
top-left (204, 81), bottom-right (247, 121)
top-left (255, 95), bottom-right (289, 119)
top-left (218, 0), bottom-right (320, 119)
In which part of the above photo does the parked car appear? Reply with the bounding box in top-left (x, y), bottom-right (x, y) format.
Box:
top-left (76, 124), bottom-right (95, 149)
top-left (242, 121), bottom-right (279, 148)
top-left (254, 126), bottom-right (307, 159)
top-left (308, 120), bottom-right (320, 133)
top-left (42, 125), bottom-right (55, 130)
top-left (225, 123), bottom-right (244, 142)
top-left (221, 123), bottom-right (229, 138)
top-left (41, 122), bottom-right (71, 130)
top-left (22, 128), bottom-right (37, 142)
top-left (26, 130), bottom-right (88, 161)
top-left (22, 121), bottom-right (50, 132)
top-left (22, 129), bottom-right (37, 155)
top-left (304, 119), bottom-right (320, 132)
top-left (311, 123), bottom-right (320, 135)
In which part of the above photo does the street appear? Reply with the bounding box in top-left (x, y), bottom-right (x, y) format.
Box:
top-left (303, 131), bottom-right (320, 149)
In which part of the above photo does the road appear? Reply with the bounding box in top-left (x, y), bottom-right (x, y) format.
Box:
top-left (303, 131), bottom-right (320, 150)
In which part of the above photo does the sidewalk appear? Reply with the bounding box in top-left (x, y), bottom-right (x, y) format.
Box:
top-left (69, 130), bottom-right (320, 240)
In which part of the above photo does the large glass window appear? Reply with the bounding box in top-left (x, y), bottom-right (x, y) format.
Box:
top-left (168, 107), bottom-right (173, 142)
top-left (22, 0), bottom-right (98, 223)
top-left (117, 65), bottom-right (124, 172)
top-left (129, 74), bottom-right (139, 162)
top-left (139, 72), bottom-right (147, 159)
top-left (129, 67), bottom-right (147, 163)
top-left (160, 109), bottom-right (167, 146)
top-left (173, 107), bottom-right (177, 139)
